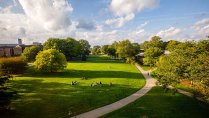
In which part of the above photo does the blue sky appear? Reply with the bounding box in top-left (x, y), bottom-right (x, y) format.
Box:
top-left (0, 0), bottom-right (209, 45)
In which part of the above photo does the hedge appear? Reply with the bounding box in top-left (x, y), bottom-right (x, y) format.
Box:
top-left (0, 56), bottom-right (27, 74)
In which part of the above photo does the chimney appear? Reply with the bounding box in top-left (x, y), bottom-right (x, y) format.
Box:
top-left (18, 38), bottom-right (22, 45)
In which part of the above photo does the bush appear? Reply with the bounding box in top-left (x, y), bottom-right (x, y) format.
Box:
top-left (0, 56), bottom-right (27, 74)
top-left (22, 45), bottom-right (42, 62)
top-left (34, 49), bottom-right (67, 72)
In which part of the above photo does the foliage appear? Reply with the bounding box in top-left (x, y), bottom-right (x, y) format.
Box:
top-left (143, 47), bottom-right (163, 66)
top-left (43, 37), bottom-right (90, 60)
top-left (141, 36), bottom-right (164, 66)
top-left (155, 40), bottom-right (209, 100)
top-left (101, 45), bottom-right (109, 54)
top-left (116, 40), bottom-right (135, 59)
top-left (79, 39), bottom-right (91, 56)
top-left (22, 45), bottom-right (42, 62)
top-left (107, 47), bottom-right (116, 57)
top-left (91, 45), bottom-right (101, 55)
top-left (166, 40), bottom-right (180, 51)
top-left (34, 49), bottom-right (67, 72)
top-left (0, 56), bottom-right (27, 74)
top-left (126, 57), bottom-right (136, 64)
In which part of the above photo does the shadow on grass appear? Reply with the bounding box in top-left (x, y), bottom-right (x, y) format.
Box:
top-left (102, 87), bottom-right (209, 118)
top-left (4, 79), bottom-right (140, 118)
top-left (19, 70), bottom-right (143, 80)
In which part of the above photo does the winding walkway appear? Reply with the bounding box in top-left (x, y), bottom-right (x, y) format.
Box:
top-left (71, 64), bottom-right (156, 118)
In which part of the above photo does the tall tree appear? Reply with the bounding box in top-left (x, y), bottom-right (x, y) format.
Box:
top-left (92, 45), bottom-right (101, 55)
top-left (79, 39), bottom-right (91, 55)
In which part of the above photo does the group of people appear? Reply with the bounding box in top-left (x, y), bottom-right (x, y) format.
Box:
top-left (91, 81), bottom-right (102, 87)
top-left (71, 81), bottom-right (79, 85)
top-left (71, 79), bottom-right (113, 87)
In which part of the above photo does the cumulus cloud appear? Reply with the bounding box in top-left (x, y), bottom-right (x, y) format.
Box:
top-left (19, 0), bottom-right (73, 31)
top-left (156, 27), bottom-right (181, 39)
top-left (0, 0), bottom-right (74, 44)
top-left (105, 14), bottom-right (135, 28)
top-left (110, 0), bottom-right (159, 17)
top-left (192, 18), bottom-right (209, 35)
top-left (76, 19), bottom-right (96, 30)
top-left (105, 0), bottom-right (159, 28)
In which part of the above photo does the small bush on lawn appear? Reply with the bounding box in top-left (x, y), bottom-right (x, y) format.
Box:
top-left (0, 56), bottom-right (27, 74)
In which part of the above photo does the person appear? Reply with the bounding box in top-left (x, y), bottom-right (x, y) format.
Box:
top-left (100, 81), bottom-right (102, 84)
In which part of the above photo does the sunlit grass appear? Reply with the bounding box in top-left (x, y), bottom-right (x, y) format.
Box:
top-left (5, 55), bottom-right (145, 118)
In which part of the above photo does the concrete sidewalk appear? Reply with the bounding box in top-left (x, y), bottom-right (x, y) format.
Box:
top-left (70, 64), bottom-right (156, 118)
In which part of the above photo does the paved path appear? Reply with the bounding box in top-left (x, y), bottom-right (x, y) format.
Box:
top-left (71, 64), bottom-right (156, 118)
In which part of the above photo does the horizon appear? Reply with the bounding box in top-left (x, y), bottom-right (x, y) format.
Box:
top-left (0, 0), bottom-right (209, 46)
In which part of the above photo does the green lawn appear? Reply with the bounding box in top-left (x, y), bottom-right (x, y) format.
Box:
top-left (102, 87), bottom-right (209, 118)
top-left (4, 55), bottom-right (145, 118)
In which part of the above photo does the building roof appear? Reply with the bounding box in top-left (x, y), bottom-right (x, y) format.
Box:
top-left (0, 44), bottom-right (25, 48)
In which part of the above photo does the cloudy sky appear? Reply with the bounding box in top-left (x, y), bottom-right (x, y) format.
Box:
top-left (0, 0), bottom-right (209, 45)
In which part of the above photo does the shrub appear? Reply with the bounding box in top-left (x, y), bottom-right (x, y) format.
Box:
top-left (0, 56), bottom-right (27, 74)
top-left (22, 45), bottom-right (42, 62)
top-left (34, 49), bottom-right (67, 72)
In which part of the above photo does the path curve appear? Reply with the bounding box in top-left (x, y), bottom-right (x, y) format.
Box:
top-left (70, 64), bottom-right (156, 118)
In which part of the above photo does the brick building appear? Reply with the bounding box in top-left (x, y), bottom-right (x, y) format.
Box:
top-left (0, 39), bottom-right (39, 57)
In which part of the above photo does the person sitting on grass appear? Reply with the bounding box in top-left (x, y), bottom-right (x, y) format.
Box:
top-left (109, 82), bottom-right (112, 86)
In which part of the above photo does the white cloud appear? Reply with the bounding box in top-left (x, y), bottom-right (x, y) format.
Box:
top-left (0, 5), bottom-right (14, 14)
top-left (156, 27), bottom-right (181, 39)
top-left (105, 0), bottom-right (159, 28)
top-left (0, 0), bottom-right (74, 44)
top-left (110, 0), bottom-right (159, 17)
top-left (105, 14), bottom-right (135, 28)
top-left (19, 0), bottom-right (73, 31)
top-left (192, 18), bottom-right (209, 35)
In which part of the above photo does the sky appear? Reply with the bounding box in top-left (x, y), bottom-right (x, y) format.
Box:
top-left (0, 0), bottom-right (209, 46)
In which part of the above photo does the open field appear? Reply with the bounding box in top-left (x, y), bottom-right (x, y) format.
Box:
top-left (4, 56), bottom-right (145, 118)
top-left (102, 87), bottom-right (209, 118)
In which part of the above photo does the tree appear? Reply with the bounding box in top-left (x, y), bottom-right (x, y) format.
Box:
top-left (34, 49), bottom-right (67, 72)
top-left (65, 37), bottom-right (82, 60)
top-left (92, 46), bottom-right (101, 55)
top-left (155, 40), bottom-right (209, 99)
top-left (132, 43), bottom-right (140, 55)
top-left (107, 47), bottom-right (116, 57)
top-left (116, 40), bottom-right (135, 59)
top-left (141, 36), bottom-right (165, 66)
top-left (43, 38), bottom-right (65, 51)
top-left (143, 47), bottom-right (163, 66)
top-left (79, 39), bottom-right (91, 55)
top-left (43, 37), bottom-right (83, 60)
top-left (166, 40), bottom-right (180, 51)
top-left (22, 45), bottom-right (42, 62)
top-left (101, 45), bottom-right (109, 54)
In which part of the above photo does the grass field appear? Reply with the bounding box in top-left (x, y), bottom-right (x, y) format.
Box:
top-left (4, 55), bottom-right (145, 118)
top-left (102, 87), bottom-right (209, 118)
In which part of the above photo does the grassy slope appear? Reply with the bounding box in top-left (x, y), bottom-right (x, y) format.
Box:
top-left (102, 87), bottom-right (209, 118)
top-left (5, 56), bottom-right (145, 118)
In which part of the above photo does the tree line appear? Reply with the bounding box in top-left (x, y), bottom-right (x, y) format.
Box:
top-left (92, 40), bottom-right (140, 64)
